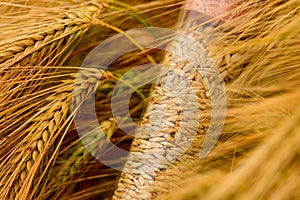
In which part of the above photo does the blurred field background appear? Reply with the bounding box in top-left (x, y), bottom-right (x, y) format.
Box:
top-left (0, 0), bottom-right (299, 199)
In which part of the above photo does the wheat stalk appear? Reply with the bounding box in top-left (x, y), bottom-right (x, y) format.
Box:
top-left (0, 67), bottom-right (107, 199)
top-left (112, 25), bottom-right (222, 200)
top-left (0, 2), bottom-right (109, 138)
top-left (0, 2), bottom-right (108, 67)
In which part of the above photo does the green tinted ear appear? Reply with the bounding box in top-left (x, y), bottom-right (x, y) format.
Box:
top-left (100, 120), bottom-right (115, 141)
top-left (106, 129), bottom-right (114, 141)
top-left (111, 0), bottom-right (153, 27)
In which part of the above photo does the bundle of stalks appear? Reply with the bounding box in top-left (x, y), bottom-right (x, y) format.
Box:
top-left (0, 0), bottom-right (299, 199)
